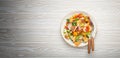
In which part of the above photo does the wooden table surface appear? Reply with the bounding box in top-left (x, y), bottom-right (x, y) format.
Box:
top-left (0, 0), bottom-right (120, 58)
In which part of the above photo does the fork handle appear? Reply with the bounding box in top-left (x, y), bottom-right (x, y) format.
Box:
top-left (88, 39), bottom-right (91, 54)
top-left (91, 38), bottom-right (94, 51)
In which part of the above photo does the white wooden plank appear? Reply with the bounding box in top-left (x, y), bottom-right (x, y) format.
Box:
top-left (0, 0), bottom-right (120, 58)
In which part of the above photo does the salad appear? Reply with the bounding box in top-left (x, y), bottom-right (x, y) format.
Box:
top-left (63, 13), bottom-right (94, 47)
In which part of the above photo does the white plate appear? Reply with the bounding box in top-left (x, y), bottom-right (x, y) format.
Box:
top-left (61, 11), bottom-right (97, 47)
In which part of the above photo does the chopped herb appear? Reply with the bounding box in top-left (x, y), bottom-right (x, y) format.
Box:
top-left (86, 32), bottom-right (90, 38)
top-left (75, 18), bottom-right (79, 21)
top-left (67, 33), bottom-right (72, 41)
top-left (67, 30), bottom-right (70, 33)
top-left (72, 21), bottom-right (77, 26)
top-left (86, 32), bottom-right (90, 35)
top-left (67, 19), bottom-right (70, 23)
top-left (75, 35), bottom-right (82, 42)
top-left (86, 35), bottom-right (89, 38)
top-left (63, 32), bottom-right (66, 34)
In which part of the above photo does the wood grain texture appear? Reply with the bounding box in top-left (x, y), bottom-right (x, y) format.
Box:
top-left (0, 0), bottom-right (120, 58)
